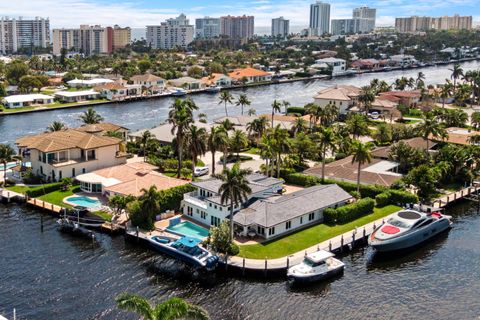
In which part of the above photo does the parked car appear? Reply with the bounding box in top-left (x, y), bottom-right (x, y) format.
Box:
top-left (193, 166), bottom-right (209, 177)
top-left (369, 111), bottom-right (380, 120)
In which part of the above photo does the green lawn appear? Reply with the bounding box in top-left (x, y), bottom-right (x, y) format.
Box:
top-left (238, 205), bottom-right (401, 259)
top-left (244, 147), bottom-right (261, 155)
top-left (5, 185), bottom-right (31, 194)
top-left (1, 99), bottom-right (108, 114)
top-left (37, 186), bottom-right (81, 208)
top-left (92, 210), bottom-right (113, 221)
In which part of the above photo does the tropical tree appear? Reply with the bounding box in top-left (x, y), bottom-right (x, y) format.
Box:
top-left (417, 113), bottom-right (447, 152)
top-left (139, 185), bottom-right (160, 220)
top-left (47, 121), bottom-right (66, 132)
top-left (471, 111), bottom-right (480, 130)
top-left (235, 93), bottom-right (251, 115)
top-left (358, 85), bottom-right (375, 115)
top-left (291, 117), bottom-right (308, 137)
top-left (246, 117), bottom-right (269, 141)
top-left (291, 132), bottom-right (313, 166)
top-left (116, 293), bottom-right (210, 320)
top-left (259, 134), bottom-right (275, 177)
top-left (229, 129), bottom-right (248, 159)
top-left (346, 113), bottom-right (370, 138)
top-left (416, 72), bottom-right (426, 89)
top-left (185, 125), bottom-right (208, 175)
top-left (351, 140), bottom-right (373, 193)
top-left (208, 127), bottom-right (228, 175)
top-left (304, 103), bottom-right (319, 128)
top-left (218, 90), bottom-right (234, 117)
top-left (79, 107), bottom-right (104, 124)
top-left (0, 144), bottom-right (19, 182)
top-left (439, 82), bottom-right (453, 108)
top-left (450, 64), bottom-right (464, 93)
top-left (270, 125), bottom-right (290, 177)
top-left (317, 103), bottom-right (339, 126)
top-left (247, 108), bottom-right (256, 116)
top-left (108, 194), bottom-right (135, 219)
top-left (374, 123), bottom-right (392, 144)
top-left (315, 127), bottom-right (337, 181)
top-left (140, 130), bottom-right (152, 162)
top-left (270, 99), bottom-right (282, 127)
top-left (281, 100), bottom-right (291, 113)
top-left (168, 98), bottom-right (196, 178)
top-left (215, 163), bottom-right (252, 240)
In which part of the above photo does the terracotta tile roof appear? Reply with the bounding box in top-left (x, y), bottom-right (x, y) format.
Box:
top-left (380, 91), bottom-right (421, 98)
top-left (431, 127), bottom-right (480, 145)
top-left (372, 98), bottom-right (398, 109)
top-left (372, 137), bottom-right (436, 159)
top-left (94, 83), bottom-right (126, 91)
top-left (314, 85), bottom-right (360, 101)
top-left (16, 129), bottom-right (121, 152)
top-left (130, 74), bottom-right (164, 82)
top-left (77, 122), bottom-right (128, 133)
top-left (201, 73), bottom-right (228, 85)
top-left (228, 67), bottom-right (270, 79)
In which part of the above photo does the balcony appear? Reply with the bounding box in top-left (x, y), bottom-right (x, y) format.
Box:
top-left (49, 157), bottom-right (96, 167)
top-left (183, 192), bottom-right (208, 210)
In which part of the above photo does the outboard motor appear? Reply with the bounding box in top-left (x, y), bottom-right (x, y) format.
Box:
top-left (205, 255), bottom-right (219, 271)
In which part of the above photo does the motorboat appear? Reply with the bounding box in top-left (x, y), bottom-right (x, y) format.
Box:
top-left (287, 250), bottom-right (345, 283)
top-left (147, 235), bottom-right (219, 270)
top-left (57, 217), bottom-right (95, 239)
top-left (170, 88), bottom-right (187, 96)
top-left (369, 209), bottom-right (452, 252)
top-left (205, 86), bottom-right (221, 93)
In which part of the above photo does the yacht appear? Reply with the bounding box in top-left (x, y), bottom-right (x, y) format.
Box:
top-left (170, 88), bottom-right (187, 96)
top-left (205, 86), bottom-right (221, 93)
top-left (369, 209), bottom-right (452, 252)
top-left (287, 250), bottom-right (345, 283)
top-left (147, 235), bottom-right (219, 270)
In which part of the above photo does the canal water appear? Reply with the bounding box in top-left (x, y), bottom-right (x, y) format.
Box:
top-left (1, 202), bottom-right (480, 320)
top-left (1, 60), bottom-right (480, 145)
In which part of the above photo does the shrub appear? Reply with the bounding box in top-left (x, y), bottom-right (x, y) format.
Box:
top-left (209, 220), bottom-right (232, 253)
top-left (286, 106), bottom-right (305, 115)
top-left (157, 184), bottom-right (196, 213)
top-left (375, 190), bottom-right (418, 207)
top-left (228, 243), bottom-right (240, 255)
top-left (128, 200), bottom-right (154, 230)
top-left (26, 182), bottom-right (63, 197)
top-left (324, 198), bottom-right (375, 225)
top-left (335, 152), bottom-right (347, 160)
top-left (375, 192), bottom-right (391, 208)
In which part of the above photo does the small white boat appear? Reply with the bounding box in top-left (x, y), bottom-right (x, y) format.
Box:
top-left (205, 86), bottom-right (221, 93)
top-left (369, 209), bottom-right (452, 252)
top-left (287, 250), bottom-right (344, 283)
top-left (170, 88), bottom-right (187, 96)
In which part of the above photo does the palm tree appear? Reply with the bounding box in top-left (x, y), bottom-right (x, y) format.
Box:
top-left (304, 103), bottom-right (319, 128)
top-left (139, 185), bottom-right (160, 217)
top-left (281, 100), bottom-right (290, 113)
top-left (185, 125), bottom-right (208, 176)
top-left (416, 72), bottom-right (426, 89)
top-left (315, 127), bottom-right (337, 181)
top-left (346, 113), bottom-right (369, 138)
top-left (47, 121), bottom-right (66, 132)
top-left (246, 117), bottom-right (269, 141)
top-left (270, 99), bottom-right (282, 127)
top-left (116, 293), bottom-right (210, 320)
top-left (216, 163), bottom-right (252, 240)
top-left (439, 82), bottom-right (453, 108)
top-left (168, 98), bottom-right (197, 178)
top-left (259, 134), bottom-right (275, 177)
top-left (351, 140), bottom-right (373, 193)
top-left (208, 127), bottom-right (229, 175)
top-left (291, 117), bottom-right (308, 137)
top-left (292, 132), bottom-right (313, 166)
top-left (417, 113), bottom-right (448, 152)
top-left (218, 90), bottom-right (234, 117)
top-left (235, 93), bottom-right (251, 115)
top-left (471, 111), bottom-right (480, 130)
top-left (79, 107), bottom-right (104, 124)
top-left (450, 64), bottom-right (464, 94)
top-left (140, 130), bottom-right (152, 162)
top-left (229, 129), bottom-right (248, 159)
top-left (270, 125), bottom-right (290, 177)
top-left (318, 103), bottom-right (339, 126)
top-left (0, 144), bottom-right (19, 182)
top-left (247, 108), bottom-right (256, 116)
top-left (358, 85), bottom-right (375, 115)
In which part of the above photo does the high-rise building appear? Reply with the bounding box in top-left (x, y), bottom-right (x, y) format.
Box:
top-left (271, 17), bottom-right (290, 38)
top-left (395, 15), bottom-right (472, 32)
top-left (352, 7), bottom-right (376, 33)
top-left (331, 19), bottom-right (360, 35)
top-left (108, 25), bottom-right (131, 51)
top-left (220, 15), bottom-right (254, 40)
top-left (146, 14), bottom-right (194, 49)
top-left (0, 17), bottom-right (50, 54)
top-left (309, 1), bottom-right (330, 36)
top-left (195, 17), bottom-right (220, 39)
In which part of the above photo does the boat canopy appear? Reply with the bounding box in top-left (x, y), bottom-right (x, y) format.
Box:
top-left (307, 250), bottom-right (334, 263)
top-left (175, 236), bottom-right (201, 248)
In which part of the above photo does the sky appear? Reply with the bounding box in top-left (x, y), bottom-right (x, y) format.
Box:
top-left (0, 0), bottom-right (479, 33)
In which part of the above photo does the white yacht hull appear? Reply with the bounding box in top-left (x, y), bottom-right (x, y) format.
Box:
top-left (288, 265), bottom-right (344, 283)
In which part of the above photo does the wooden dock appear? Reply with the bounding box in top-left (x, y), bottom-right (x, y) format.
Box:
top-left (0, 189), bottom-right (25, 202)
top-left (431, 184), bottom-right (480, 209)
top-left (26, 198), bottom-right (63, 214)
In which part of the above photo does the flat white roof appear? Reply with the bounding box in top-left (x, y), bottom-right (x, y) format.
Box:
top-left (3, 93), bottom-right (53, 103)
top-left (55, 90), bottom-right (99, 97)
top-left (307, 250), bottom-right (334, 263)
top-left (362, 160), bottom-right (402, 177)
top-left (76, 172), bottom-right (121, 187)
top-left (67, 78), bottom-right (114, 85)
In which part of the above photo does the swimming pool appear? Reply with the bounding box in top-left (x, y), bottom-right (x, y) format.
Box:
top-left (65, 196), bottom-right (101, 209)
top-left (166, 221), bottom-right (209, 239)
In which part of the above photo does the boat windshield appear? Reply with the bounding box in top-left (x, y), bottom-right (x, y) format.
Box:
top-left (387, 218), bottom-right (410, 229)
top-left (304, 258), bottom-right (326, 267)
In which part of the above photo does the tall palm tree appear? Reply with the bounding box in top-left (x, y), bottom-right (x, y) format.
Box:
top-left (168, 98), bottom-right (196, 178)
top-left (315, 127), bottom-right (337, 181)
top-left (291, 117), bottom-right (307, 137)
top-left (259, 134), bottom-right (275, 177)
top-left (281, 100), bottom-right (290, 113)
top-left (79, 107), bottom-right (104, 124)
top-left (304, 103), bottom-right (319, 129)
top-left (229, 129), bottom-right (248, 159)
top-left (185, 125), bottom-right (208, 176)
top-left (450, 64), bottom-right (464, 94)
top-left (416, 71), bottom-right (426, 89)
top-left (47, 121), bottom-right (66, 132)
top-left (318, 103), bottom-right (339, 126)
top-left (439, 82), bottom-right (453, 108)
top-left (235, 93), bottom-right (251, 115)
top-left (246, 117), bottom-right (269, 141)
top-left (270, 99), bottom-right (282, 127)
top-left (0, 144), bottom-right (20, 182)
top-left (139, 185), bottom-right (160, 216)
top-left (116, 293), bottom-right (210, 320)
top-left (247, 108), bottom-right (256, 116)
top-left (351, 140), bottom-right (373, 193)
top-left (346, 113), bottom-right (369, 139)
top-left (216, 163), bottom-right (252, 240)
top-left (208, 127), bottom-right (229, 175)
top-left (218, 91), bottom-right (234, 117)
top-left (270, 125), bottom-right (290, 177)
top-left (358, 85), bottom-right (375, 115)
top-left (140, 130), bottom-right (152, 162)
top-left (471, 111), bottom-right (480, 130)
top-left (417, 113), bottom-right (448, 152)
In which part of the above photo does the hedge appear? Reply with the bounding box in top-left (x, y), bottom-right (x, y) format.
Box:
top-left (286, 107), bottom-right (306, 115)
top-left (284, 173), bottom-right (387, 198)
top-left (324, 198), bottom-right (375, 225)
top-left (375, 190), bottom-right (418, 207)
top-left (157, 184), bottom-right (196, 213)
top-left (25, 182), bottom-right (63, 197)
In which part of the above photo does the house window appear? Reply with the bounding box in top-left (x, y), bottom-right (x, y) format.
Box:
top-left (211, 216), bottom-right (220, 226)
top-left (214, 205), bottom-right (217, 209)
top-left (201, 211), bottom-right (207, 219)
top-left (59, 171), bottom-right (62, 180)
top-left (286, 221), bottom-right (291, 230)
top-left (257, 226), bottom-right (265, 235)
top-left (82, 168), bottom-right (86, 174)
top-left (209, 203), bottom-right (212, 207)
top-left (300, 217), bottom-right (303, 224)
top-left (219, 207), bottom-right (222, 211)
top-left (196, 209), bottom-right (199, 214)
top-left (309, 212), bottom-right (315, 221)
top-left (268, 227), bottom-right (276, 236)
top-left (187, 207), bottom-right (193, 216)
top-left (71, 168), bottom-right (75, 177)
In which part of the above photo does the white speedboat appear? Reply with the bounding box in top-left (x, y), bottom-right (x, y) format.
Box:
top-left (205, 86), bottom-right (221, 93)
top-left (287, 250), bottom-right (344, 283)
top-left (170, 88), bottom-right (187, 96)
top-left (369, 209), bottom-right (452, 252)
top-left (147, 235), bottom-right (219, 270)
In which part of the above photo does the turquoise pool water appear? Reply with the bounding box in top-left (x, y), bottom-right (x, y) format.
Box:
top-left (167, 221), bottom-right (209, 239)
top-left (66, 196), bottom-right (101, 209)
top-left (0, 162), bottom-right (29, 171)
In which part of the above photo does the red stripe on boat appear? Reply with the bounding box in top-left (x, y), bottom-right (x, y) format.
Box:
top-left (432, 212), bottom-right (442, 218)
top-left (381, 225), bottom-right (400, 234)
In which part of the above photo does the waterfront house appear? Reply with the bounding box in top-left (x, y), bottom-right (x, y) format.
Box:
top-left (390, 55), bottom-right (417, 67)
top-left (379, 91), bottom-right (421, 107)
top-left (313, 85), bottom-right (360, 114)
top-left (130, 74), bottom-right (166, 94)
top-left (94, 82), bottom-right (141, 101)
top-left (76, 122), bottom-right (129, 141)
top-left (431, 127), bottom-right (480, 146)
top-left (67, 78), bottom-right (114, 88)
top-left (16, 129), bottom-right (127, 182)
top-left (201, 73), bottom-right (232, 87)
top-left (169, 77), bottom-right (205, 90)
top-left (75, 162), bottom-right (187, 196)
top-left (182, 173), bottom-right (283, 227)
top-left (370, 98), bottom-right (400, 118)
top-left (228, 67), bottom-right (272, 84)
top-left (2, 94), bottom-right (54, 108)
top-left (54, 90), bottom-right (100, 103)
top-left (233, 185), bottom-right (353, 239)
top-left (129, 121), bottom-right (213, 146)
top-left (314, 57), bottom-right (347, 76)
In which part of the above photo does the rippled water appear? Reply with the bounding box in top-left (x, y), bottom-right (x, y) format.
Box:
top-left (1, 60), bottom-right (480, 145)
top-left (1, 202), bottom-right (480, 320)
